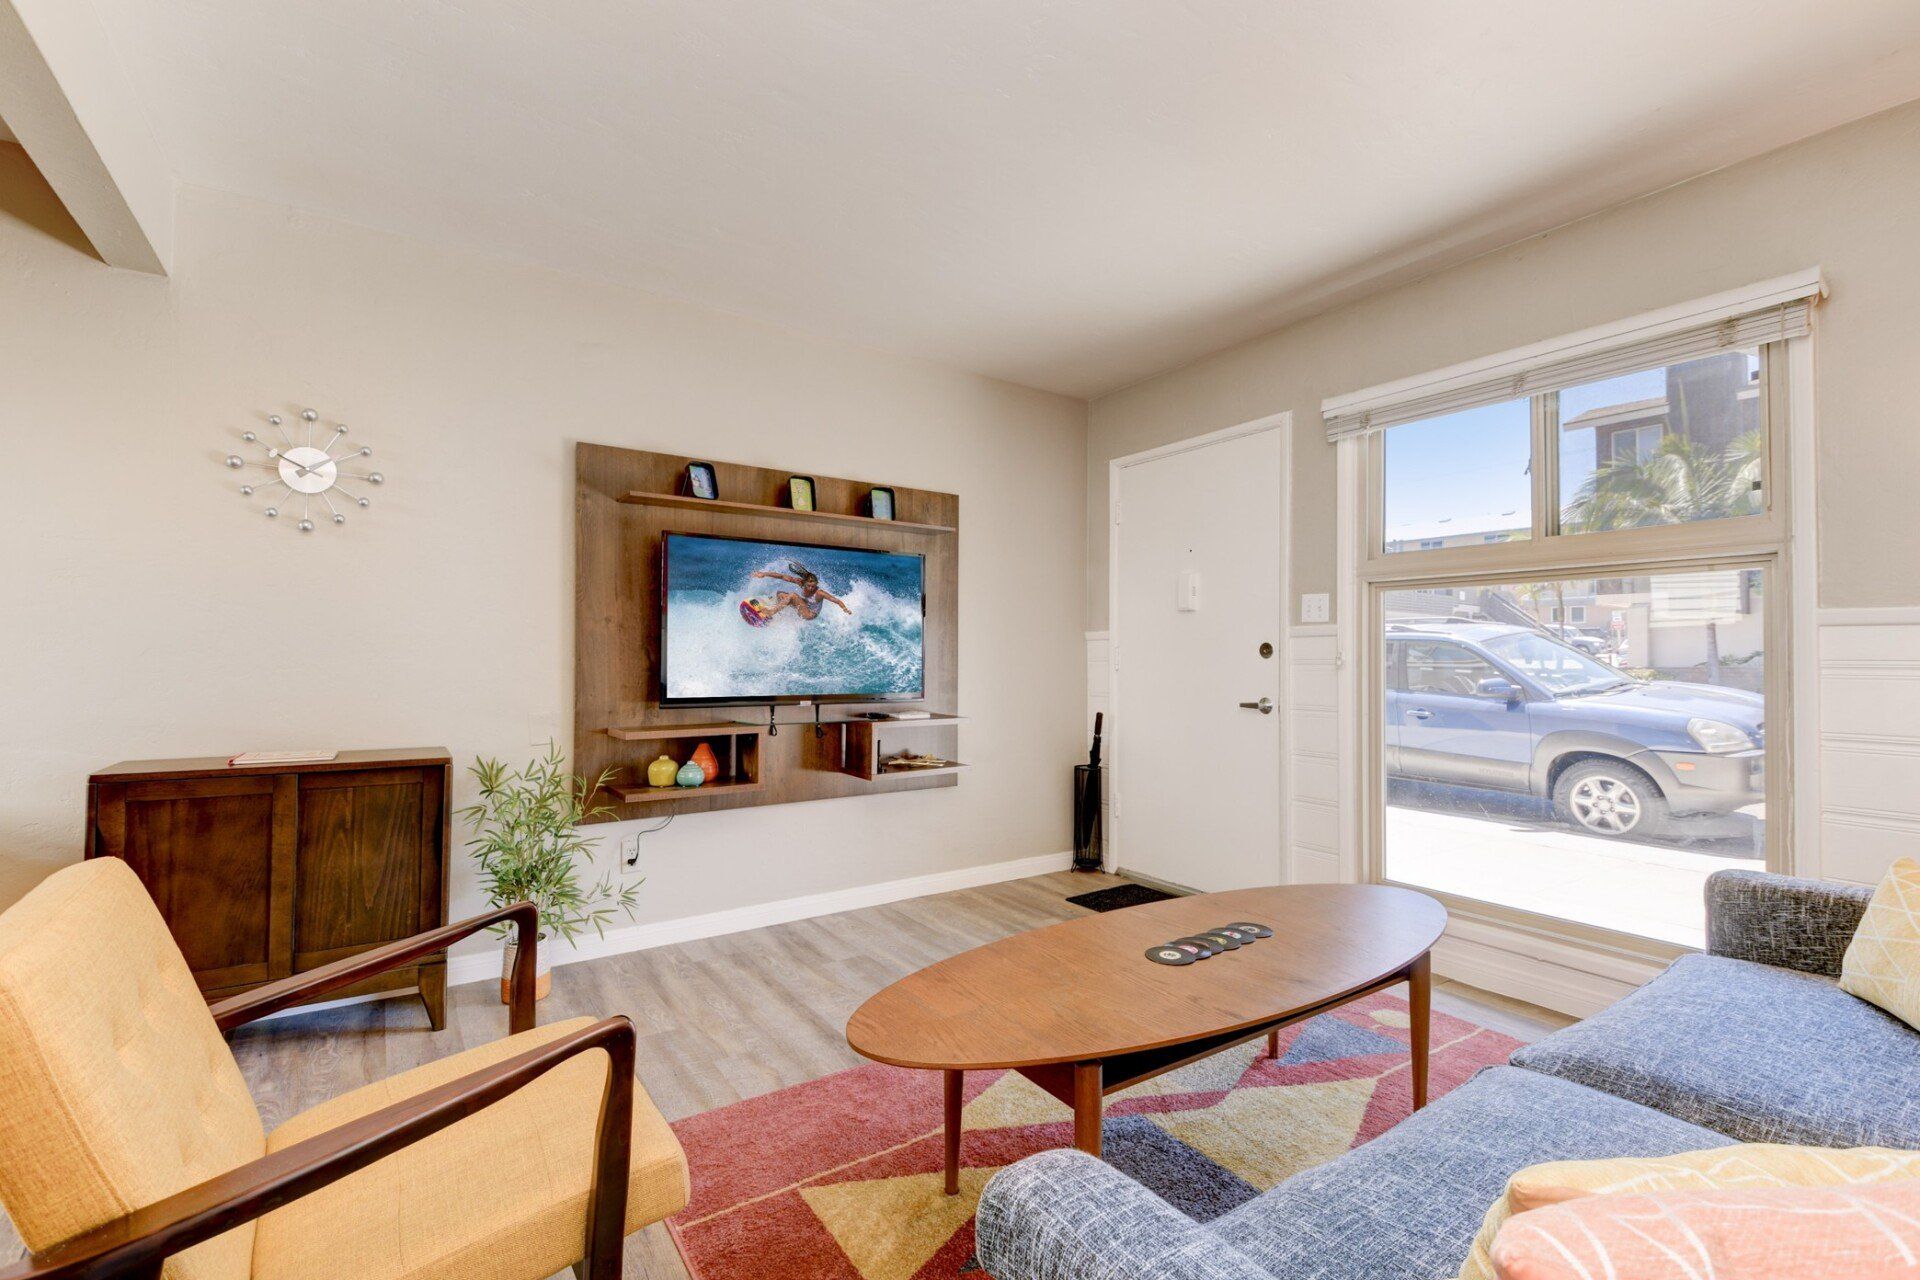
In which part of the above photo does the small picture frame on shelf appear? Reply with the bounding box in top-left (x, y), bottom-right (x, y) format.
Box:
top-left (866, 487), bottom-right (896, 521)
top-left (787, 475), bottom-right (816, 512)
top-left (684, 461), bottom-right (719, 500)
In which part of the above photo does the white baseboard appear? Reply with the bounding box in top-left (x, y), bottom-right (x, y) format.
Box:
top-left (445, 850), bottom-right (1075, 987)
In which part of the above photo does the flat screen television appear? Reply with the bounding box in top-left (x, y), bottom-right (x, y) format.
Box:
top-left (659, 531), bottom-right (926, 706)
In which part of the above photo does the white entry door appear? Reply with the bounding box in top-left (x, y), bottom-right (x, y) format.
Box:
top-left (1112, 421), bottom-right (1286, 891)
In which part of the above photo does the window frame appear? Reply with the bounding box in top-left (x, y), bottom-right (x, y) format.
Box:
top-left (1367, 346), bottom-right (1785, 577)
top-left (1355, 343), bottom-right (1796, 955)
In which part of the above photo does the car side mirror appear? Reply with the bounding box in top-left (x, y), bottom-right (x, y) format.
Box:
top-left (1477, 677), bottom-right (1520, 702)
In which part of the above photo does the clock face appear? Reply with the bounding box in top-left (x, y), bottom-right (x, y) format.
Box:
top-left (278, 446), bottom-right (339, 494)
top-left (224, 408), bottom-right (384, 532)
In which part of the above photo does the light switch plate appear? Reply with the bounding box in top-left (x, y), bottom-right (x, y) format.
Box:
top-left (1300, 593), bottom-right (1331, 624)
top-left (1177, 570), bottom-right (1201, 612)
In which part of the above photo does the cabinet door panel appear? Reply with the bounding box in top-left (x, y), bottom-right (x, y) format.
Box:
top-left (294, 768), bottom-right (425, 966)
top-left (100, 777), bottom-right (282, 989)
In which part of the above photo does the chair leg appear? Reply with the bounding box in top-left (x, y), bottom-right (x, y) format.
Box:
top-left (571, 1264), bottom-right (587, 1279)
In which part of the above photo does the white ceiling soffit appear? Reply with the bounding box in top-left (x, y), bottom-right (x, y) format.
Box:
top-left (0, 0), bottom-right (172, 272)
top-left (79, 1), bottom-right (1920, 396)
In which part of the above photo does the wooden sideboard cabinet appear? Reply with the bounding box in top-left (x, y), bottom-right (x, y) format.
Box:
top-left (85, 748), bottom-right (452, 1028)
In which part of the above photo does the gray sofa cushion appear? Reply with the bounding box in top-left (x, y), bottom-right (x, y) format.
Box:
top-left (1513, 952), bottom-right (1920, 1147)
top-left (1208, 1065), bottom-right (1731, 1280)
top-left (1706, 868), bottom-right (1872, 977)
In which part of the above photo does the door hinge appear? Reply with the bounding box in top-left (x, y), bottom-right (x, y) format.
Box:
top-left (1112, 502), bottom-right (1122, 525)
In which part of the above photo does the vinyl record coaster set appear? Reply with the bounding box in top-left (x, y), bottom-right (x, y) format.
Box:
top-left (1145, 921), bottom-right (1273, 966)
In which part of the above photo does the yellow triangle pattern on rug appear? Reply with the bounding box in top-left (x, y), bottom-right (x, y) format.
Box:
top-left (1144, 1075), bottom-right (1378, 1190)
top-left (960, 1072), bottom-right (1071, 1131)
top-left (800, 1166), bottom-right (1003, 1280)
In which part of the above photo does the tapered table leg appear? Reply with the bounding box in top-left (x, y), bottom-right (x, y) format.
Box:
top-left (1072, 1062), bottom-right (1103, 1157)
top-left (1409, 950), bottom-right (1431, 1110)
top-left (1267, 1027), bottom-right (1280, 1058)
top-left (943, 1069), bottom-right (963, 1195)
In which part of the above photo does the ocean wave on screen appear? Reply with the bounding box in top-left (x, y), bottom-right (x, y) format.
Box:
top-left (664, 563), bottom-right (924, 699)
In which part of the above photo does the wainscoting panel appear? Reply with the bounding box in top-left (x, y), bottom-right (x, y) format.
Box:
top-left (1817, 610), bottom-right (1920, 885)
top-left (1288, 623), bottom-right (1344, 885)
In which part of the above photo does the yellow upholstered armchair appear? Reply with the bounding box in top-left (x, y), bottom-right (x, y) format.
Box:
top-left (0, 858), bottom-right (689, 1280)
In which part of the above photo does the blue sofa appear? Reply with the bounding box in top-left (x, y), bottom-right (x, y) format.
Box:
top-left (976, 870), bottom-right (1920, 1280)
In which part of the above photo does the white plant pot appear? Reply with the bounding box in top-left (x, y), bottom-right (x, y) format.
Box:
top-left (500, 935), bottom-right (554, 1004)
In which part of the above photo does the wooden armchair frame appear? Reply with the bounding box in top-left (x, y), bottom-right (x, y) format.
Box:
top-left (1, 903), bottom-right (637, 1280)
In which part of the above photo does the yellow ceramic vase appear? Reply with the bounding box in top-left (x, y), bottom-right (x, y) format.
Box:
top-left (646, 754), bottom-right (679, 787)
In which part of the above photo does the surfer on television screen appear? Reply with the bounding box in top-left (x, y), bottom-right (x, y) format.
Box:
top-left (746, 562), bottom-right (851, 625)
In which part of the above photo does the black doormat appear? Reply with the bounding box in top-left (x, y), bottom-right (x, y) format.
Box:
top-left (1066, 883), bottom-right (1177, 913)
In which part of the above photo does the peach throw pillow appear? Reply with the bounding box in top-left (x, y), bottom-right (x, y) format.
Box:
top-left (1458, 1144), bottom-right (1920, 1280)
top-left (1491, 1181), bottom-right (1920, 1280)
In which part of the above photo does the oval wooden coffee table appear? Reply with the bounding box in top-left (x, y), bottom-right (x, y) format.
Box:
top-left (846, 884), bottom-right (1446, 1194)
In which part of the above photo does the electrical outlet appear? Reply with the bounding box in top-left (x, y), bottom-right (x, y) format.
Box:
top-left (1300, 593), bottom-right (1331, 624)
top-left (619, 832), bottom-right (641, 867)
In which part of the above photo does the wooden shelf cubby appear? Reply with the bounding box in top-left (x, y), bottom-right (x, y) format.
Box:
top-left (833, 714), bottom-right (967, 782)
top-left (602, 722), bottom-right (763, 809)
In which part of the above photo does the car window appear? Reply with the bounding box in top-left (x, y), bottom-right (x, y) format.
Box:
top-left (1482, 630), bottom-right (1629, 695)
top-left (1386, 640), bottom-right (1408, 692)
top-left (1402, 641), bottom-right (1505, 698)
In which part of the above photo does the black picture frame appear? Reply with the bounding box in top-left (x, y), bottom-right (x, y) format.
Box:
top-left (685, 461), bottom-right (719, 500)
top-left (866, 487), bottom-right (896, 521)
top-left (787, 475), bottom-right (816, 511)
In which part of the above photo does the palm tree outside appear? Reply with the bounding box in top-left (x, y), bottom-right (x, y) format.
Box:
top-left (1563, 430), bottom-right (1764, 680)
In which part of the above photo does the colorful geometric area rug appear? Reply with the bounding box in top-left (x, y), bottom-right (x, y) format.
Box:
top-left (667, 992), bottom-right (1520, 1280)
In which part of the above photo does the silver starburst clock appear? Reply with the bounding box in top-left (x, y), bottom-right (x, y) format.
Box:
top-left (224, 408), bottom-right (384, 532)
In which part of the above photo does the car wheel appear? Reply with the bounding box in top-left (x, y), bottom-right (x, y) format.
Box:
top-left (1553, 759), bottom-right (1669, 839)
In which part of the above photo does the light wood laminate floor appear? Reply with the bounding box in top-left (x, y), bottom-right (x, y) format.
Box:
top-left (0, 871), bottom-right (1572, 1278)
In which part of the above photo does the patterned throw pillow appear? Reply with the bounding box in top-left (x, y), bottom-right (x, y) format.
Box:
top-left (1841, 856), bottom-right (1920, 1029)
top-left (1458, 1145), bottom-right (1920, 1280)
top-left (1490, 1181), bottom-right (1920, 1280)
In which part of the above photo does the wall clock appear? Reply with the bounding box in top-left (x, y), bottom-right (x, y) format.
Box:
top-left (224, 408), bottom-right (384, 532)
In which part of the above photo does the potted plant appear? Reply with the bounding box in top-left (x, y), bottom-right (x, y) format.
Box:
top-left (460, 745), bottom-right (642, 1002)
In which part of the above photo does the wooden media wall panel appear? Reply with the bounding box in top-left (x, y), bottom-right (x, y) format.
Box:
top-left (574, 442), bottom-right (959, 818)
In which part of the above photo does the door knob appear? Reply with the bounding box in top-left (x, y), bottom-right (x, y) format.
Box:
top-left (1239, 697), bottom-right (1274, 715)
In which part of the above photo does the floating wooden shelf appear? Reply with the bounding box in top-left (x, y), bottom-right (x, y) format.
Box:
top-left (606, 722), bottom-right (767, 742)
top-left (607, 777), bottom-right (765, 805)
top-left (578, 443), bottom-right (960, 816)
top-left (604, 722), bottom-right (763, 806)
top-left (617, 490), bottom-right (956, 534)
top-left (833, 714), bottom-right (966, 781)
top-left (874, 762), bottom-right (969, 779)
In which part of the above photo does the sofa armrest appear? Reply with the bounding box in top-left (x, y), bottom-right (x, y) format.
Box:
top-left (1705, 869), bottom-right (1872, 977)
top-left (975, 1151), bottom-right (1269, 1280)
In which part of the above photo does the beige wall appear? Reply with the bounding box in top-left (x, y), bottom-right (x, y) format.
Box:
top-left (0, 147), bottom-right (1088, 940)
top-left (1088, 97), bottom-right (1920, 628)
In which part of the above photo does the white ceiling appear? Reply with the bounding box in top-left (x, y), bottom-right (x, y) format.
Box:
top-left (79, 1), bottom-right (1920, 397)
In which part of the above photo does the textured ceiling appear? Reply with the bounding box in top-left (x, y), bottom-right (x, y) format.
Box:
top-left (80, 0), bottom-right (1920, 396)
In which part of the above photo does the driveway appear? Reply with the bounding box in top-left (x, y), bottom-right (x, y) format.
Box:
top-left (1384, 779), bottom-right (1763, 948)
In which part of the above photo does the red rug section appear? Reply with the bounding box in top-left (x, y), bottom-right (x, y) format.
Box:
top-left (668, 992), bottom-right (1519, 1280)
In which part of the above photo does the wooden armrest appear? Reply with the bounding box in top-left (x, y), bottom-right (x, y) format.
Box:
top-left (210, 901), bottom-right (541, 1035)
top-left (2, 1016), bottom-right (637, 1280)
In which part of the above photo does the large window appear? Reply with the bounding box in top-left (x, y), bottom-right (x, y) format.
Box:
top-left (1380, 571), bottom-right (1766, 947)
top-left (1339, 295), bottom-right (1804, 950)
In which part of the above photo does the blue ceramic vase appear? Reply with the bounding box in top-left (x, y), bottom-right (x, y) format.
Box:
top-left (675, 760), bottom-right (706, 788)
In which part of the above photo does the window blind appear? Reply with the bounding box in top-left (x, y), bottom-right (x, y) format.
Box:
top-left (1323, 288), bottom-right (1815, 443)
